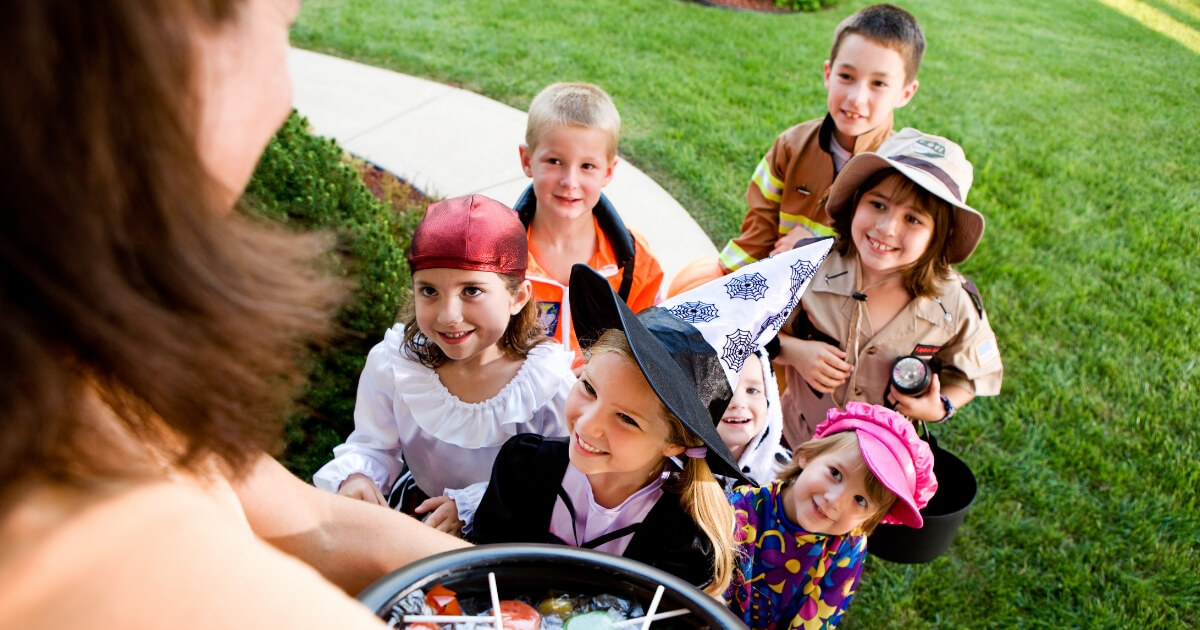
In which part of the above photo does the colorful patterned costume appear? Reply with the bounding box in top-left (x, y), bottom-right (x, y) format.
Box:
top-left (724, 481), bottom-right (867, 630)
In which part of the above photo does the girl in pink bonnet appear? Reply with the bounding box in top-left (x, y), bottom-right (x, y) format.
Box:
top-left (724, 401), bottom-right (937, 629)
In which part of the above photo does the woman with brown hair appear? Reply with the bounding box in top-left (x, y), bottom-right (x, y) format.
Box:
top-left (0, 1), bottom-right (466, 627)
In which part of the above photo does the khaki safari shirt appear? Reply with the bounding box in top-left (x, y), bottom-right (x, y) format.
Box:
top-left (718, 114), bottom-right (894, 272)
top-left (779, 252), bottom-right (1003, 446)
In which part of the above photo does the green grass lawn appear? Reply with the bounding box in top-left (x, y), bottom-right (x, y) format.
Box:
top-left (290, 0), bottom-right (1200, 626)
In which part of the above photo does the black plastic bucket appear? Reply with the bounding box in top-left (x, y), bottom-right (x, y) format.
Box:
top-left (358, 543), bottom-right (745, 628)
top-left (867, 434), bottom-right (977, 563)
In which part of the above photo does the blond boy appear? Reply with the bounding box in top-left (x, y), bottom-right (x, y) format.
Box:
top-left (514, 82), bottom-right (664, 366)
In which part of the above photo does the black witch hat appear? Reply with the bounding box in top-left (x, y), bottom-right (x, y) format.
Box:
top-left (569, 238), bottom-right (832, 485)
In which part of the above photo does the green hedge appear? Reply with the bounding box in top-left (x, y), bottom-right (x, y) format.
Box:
top-left (773, 0), bottom-right (838, 12)
top-left (243, 110), bottom-right (423, 480)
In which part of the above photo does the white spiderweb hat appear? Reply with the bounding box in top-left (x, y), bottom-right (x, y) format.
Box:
top-left (658, 238), bottom-right (834, 391)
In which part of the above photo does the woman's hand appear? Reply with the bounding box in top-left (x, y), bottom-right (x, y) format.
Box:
top-left (415, 495), bottom-right (465, 537)
top-left (337, 473), bottom-right (387, 506)
top-left (775, 332), bottom-right (852, 393)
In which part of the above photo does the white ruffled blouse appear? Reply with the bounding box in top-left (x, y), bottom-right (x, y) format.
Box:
top-left (313, 324), bottom-right (575, 498)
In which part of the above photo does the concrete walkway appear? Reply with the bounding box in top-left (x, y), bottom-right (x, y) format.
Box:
top-left (287, 48), bottom-right (716, 288)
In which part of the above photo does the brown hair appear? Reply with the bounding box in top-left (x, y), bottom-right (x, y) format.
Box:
top-left (400, 273), bottom-right (546, 369)
top-left (586, 329), bottom-right (736, 596)
top-left (830, 4), bottom-right (926, 84)
top-left (0, 0), bottom-right (346, 513)
top-left (778, 432), bottom-right (897, 535)
top-left (832, 169), bottom-right (955, 298)
top-left (525, 82), bottom-right (621, 161)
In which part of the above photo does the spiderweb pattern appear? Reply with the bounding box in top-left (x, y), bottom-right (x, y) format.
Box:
top-left (720, 329), bottom-right (756, 374)
top-left (666, 301), bottom-right (718, 323)
top-left (724, 273), bottom-right (768, 301)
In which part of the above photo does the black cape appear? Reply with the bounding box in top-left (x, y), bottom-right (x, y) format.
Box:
top-left (469, 434), bottom-right (715, 588)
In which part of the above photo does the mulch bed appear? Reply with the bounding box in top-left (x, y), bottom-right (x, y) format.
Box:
top-left (688, 0), bottom-right (794, 13)
top-left (355, 160), bottom-right (436, 213)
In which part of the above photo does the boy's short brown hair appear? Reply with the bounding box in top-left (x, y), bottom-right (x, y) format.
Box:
top-left (525, 82), bottom-right (621, 161)
top-left (830, 4), bottom-right (925, 83)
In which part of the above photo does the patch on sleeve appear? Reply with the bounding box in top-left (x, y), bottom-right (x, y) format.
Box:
top-left (977, 338), bottom-right (999, 364)
top-left (961, 279), bottom-right (984, 317)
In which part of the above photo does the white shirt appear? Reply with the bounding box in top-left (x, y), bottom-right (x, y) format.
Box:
top-left (313, 324), bottom-right (574, 497)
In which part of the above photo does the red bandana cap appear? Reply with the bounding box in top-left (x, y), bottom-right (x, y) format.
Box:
top-left (407, 195), bottom-right (528, 279)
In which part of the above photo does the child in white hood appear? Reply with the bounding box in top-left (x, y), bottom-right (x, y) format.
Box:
top-left (717, 348), bottom-right (790, 490)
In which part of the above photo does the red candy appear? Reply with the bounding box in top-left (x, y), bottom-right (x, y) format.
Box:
top-left (425, 584), bottom-right (462, 616)
top-left (497, 600), bottom-right (542, 630)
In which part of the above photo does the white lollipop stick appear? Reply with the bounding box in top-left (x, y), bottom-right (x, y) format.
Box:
top-left (639, 585), bottom-right (665, 630)
top-left (611, 608), bottom-right (691, 628)
top-left (488, 572), bottom-right (504, 630)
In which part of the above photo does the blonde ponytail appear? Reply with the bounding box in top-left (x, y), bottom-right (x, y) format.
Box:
top-left (677, 458), bottom-right (736, 597)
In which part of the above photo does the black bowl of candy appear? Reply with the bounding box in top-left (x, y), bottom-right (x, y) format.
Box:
top-left (357, 543), bottom-right (746, 629)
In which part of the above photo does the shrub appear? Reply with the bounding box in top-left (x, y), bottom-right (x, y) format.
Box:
top-left (774, 0), bottom-right (838, 12)
top-left (242, 110), bottom-right (424, 480)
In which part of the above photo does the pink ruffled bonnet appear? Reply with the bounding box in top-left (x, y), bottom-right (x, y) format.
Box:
top-left (813, 401), bottom-right (937, 528)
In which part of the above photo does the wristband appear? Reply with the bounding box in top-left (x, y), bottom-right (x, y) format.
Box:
top-left (938, 394), bottom-right (956, 422)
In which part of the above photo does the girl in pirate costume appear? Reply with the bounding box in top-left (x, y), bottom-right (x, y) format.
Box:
top-left (314, 195), bottom-right (574, 534)
top-left (468, 240), bottom-right (832, 595)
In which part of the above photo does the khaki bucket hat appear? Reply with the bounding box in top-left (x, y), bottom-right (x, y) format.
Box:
top-left (826, 128), bottom-right (984, 265)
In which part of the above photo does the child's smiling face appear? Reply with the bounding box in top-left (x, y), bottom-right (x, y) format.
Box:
top-left (823, 34), bottom-right (918, 151)
top-left (520, 124), bottom-right (617, 223)
top-left (850, 174), bottom-right (935, 281)
top-left (412, 268), bottom-right (528, 366)
top-left (717, 354), bottom-right (768, 461)
top-left (782, 442), bottom-right (878, 535)
top-left (565, 351), bottom-right (685, 490)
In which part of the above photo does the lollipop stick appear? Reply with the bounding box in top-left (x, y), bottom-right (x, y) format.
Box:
top-left (488, 572), bottom-right (504, 630)
top-left (401, 613), bottom-right (495, 624)
top-left (611, 608), bottom-right (690, 628)
top-left (639, 585), bottom-right (665, 630)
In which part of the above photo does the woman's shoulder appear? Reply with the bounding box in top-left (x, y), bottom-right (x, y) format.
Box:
top-left (0, 481), bottom-right (384, 629)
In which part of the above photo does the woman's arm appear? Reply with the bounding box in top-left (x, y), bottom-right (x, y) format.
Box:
top-left (233, 454), bottom-right (470, 595)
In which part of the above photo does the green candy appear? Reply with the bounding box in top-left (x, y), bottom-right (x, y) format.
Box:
top-left (563, 611), bottom-right (615, 630)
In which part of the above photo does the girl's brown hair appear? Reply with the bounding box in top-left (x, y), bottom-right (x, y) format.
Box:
top-left (832, 169), bottom-right (956, 298)
top-left (586, 329), bottom-right (737, 597)
top-left (778, 432), bottom-right (897, 535)
top-left (400, 273), bottom-right (546, 369)
top-left (0, 0), bottom-right (346, 513)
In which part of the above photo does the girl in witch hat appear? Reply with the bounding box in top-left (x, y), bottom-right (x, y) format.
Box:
top-left (469, 240), bottom-right (832, 595)
top-left (724, 401), bottom-right (937, 629)
top-left (314, 195), bottom-right (574, 534)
